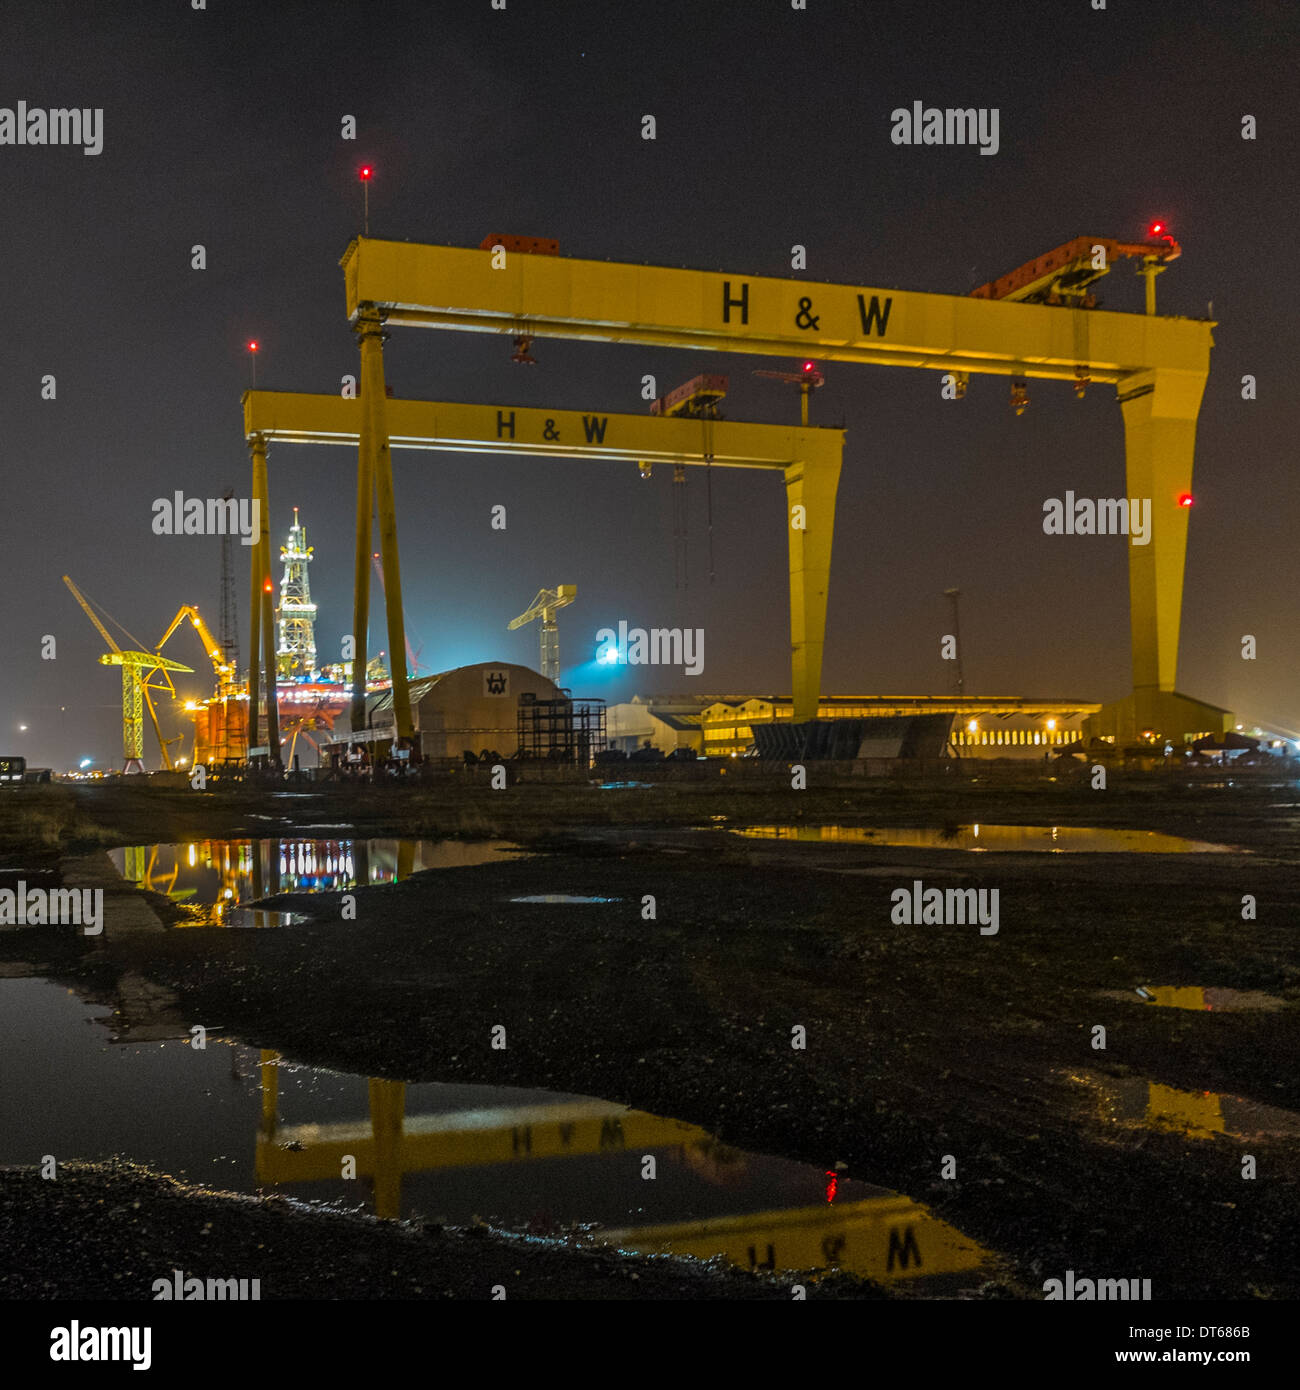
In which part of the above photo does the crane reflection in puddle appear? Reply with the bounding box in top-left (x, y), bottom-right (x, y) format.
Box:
top-left (252, 1051), bottom-right (992, 1286)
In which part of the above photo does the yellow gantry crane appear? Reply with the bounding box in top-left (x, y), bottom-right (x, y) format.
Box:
top-left (62, 576), bottom-right (193, 774)
top-left (508, 585), bottom-right (575, 682)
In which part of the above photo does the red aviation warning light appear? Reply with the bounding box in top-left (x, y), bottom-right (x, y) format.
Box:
top-left (1178, 493), bottom-right (1194, 508)
top-left (1148, 221), bottom-right (1165, 237)
top-left (263, 579), bottom-right (273, 593)
top-left (359, 165), bottom-right (374, 234)
top-left (247, 340), bottom-right (259, 353)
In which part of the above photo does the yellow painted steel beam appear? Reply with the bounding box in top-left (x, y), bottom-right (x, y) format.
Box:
top-left (340, 237), bottom-right (1214, 383)
top-left (244, 391), bottom-right (843, 723)
top-left (255, 1099), bottom-right (716, 1186)
top-left (243, 390), bottom-right (841, 470)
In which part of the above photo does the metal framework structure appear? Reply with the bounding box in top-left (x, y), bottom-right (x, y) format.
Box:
top-left (243, 391), bottom-right (844, 762)
top-left (329, 236), bottom-right (1216, 746)
top-left (516, 692), bottom-right (606, 764)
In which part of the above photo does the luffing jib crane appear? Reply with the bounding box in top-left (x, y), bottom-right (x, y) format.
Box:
top-left (508, 585), bottom-right (576, 683)
top-left (157, 605), bottom-right (237, 697)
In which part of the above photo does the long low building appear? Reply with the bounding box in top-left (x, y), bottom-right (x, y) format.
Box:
top-left (606, 694), bottom-right (1103, 759)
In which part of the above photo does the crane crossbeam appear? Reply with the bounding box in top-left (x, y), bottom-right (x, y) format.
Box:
top-left (341, 236), bottom-right (1213, 383)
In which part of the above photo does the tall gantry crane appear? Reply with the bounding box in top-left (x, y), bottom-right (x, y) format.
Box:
top-left (508, 585), bottom-right (576, 682)
top-left (63, 576), bottom-right (194, 774)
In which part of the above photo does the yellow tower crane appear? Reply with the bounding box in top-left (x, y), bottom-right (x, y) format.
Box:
top-left (508, 585), bottom-right (576, 683)
top-left (62, 576), bottom-right (194, 774)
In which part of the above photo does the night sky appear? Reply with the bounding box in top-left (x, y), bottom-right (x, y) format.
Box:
top-left (3, 0), bottom-right (1296, 770)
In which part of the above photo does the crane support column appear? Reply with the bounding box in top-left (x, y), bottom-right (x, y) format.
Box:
top-left (1119, 366), bottom-right (1205, 733)
top-left (349, 392), bottom-right (373, 735)
top-left (357, 307), bottom-right (415, 743)
top-left (369, 1078), bottom-right (406, 1221)
top-left (247, 436), bottom-right (265, 751)
top-left (252, 435), bottom-right (281, 764)
top-left (783, 456), bottom-right (842, 723)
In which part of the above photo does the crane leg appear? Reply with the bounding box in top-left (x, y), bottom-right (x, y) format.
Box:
top-left (369, 1078), bottom-right (406, 1220)
top-left (784, 457), bottom-right (842, 724)
top-left (350, 399), bottom-right (373, 735)
top-left (1119, 366), bottom-right (1204, 735)
top-left (253, 436), bottom-right (280, 765)
top-left (248, 438), bottom-right (264, 754)
top-left (358, 308), bottom-right (415, 745)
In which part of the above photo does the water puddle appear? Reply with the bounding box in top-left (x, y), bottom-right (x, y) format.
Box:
top-left (735, 824), bottom-right (1237, 854)
top-left (1111, 986), bottom-right (1286, 1012)
top-left (508, 895), bottom-right (622, 905)
top-left (108, 839), bottom-right (528, 927)
top-left (1066, 1069), bottom-right (1300, 1140)
top-left (0, 978), bottom-right (992, 1287)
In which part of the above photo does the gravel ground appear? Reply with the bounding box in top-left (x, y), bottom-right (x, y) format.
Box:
top-left (2, 775), bottom-right (1297, 1299)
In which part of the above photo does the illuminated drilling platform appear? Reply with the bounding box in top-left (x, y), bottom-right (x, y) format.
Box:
top-left (276, 507), bottom-right (318, 680)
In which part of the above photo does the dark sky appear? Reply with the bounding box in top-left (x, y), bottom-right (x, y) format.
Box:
top-left (3, 0), bottom-right (1297, 769)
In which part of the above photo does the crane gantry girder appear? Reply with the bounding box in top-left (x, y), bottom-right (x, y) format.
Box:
top-left (337, 237), bottom-right (1218, 741)
top-left (244, 390), bottom-right (844, 731)
top-left (341, 236), bottom-right (1213, 383)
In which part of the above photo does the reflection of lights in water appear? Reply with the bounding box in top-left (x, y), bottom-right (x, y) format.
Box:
top-left (188, 844), bottom-right (197, 867)
top-left (825, 1171), bottom-right (838, 1203)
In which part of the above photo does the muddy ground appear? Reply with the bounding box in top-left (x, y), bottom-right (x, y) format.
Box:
top-left (2, 775), bottom-right (1298, 1299)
